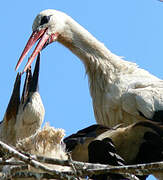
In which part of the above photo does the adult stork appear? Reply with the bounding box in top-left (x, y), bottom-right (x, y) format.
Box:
top-left (15, 9), bottom-right (163, 127)
top-left (0, 54), bottom-right (44, 146)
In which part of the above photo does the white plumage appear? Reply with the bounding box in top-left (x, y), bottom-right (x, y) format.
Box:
top-left (15, 90), bottom-right (44, 141)
top-left (15, 54), bottom-right (45, 142)
top-left (16, 9), bottom-right (163, 127)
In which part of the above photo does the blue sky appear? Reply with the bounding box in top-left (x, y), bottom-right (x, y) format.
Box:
top-left (1, 1), bottom-right (163, 179)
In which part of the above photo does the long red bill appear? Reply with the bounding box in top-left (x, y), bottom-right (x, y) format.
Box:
top-left (22, 32), bottom-right (50, 73)
top-left (15, 29), bottom-right (48, 71)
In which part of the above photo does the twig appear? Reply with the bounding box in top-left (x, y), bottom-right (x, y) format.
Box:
top-left (5, 165), bottom-right (28, 174)
top-left (0, 160), bottom-right (25, 166)
top-left (4, 165), bottom-right (28, 178)
top-left (30, 154), bottom-right (107, 168)
top-left (12, 172), bottom-right (74, 179)
top-left (0, 140), bottom-right (76, 180)
top-left (1, 140), bottom-right (163, 179)
top-left (31, 154), bottom-right (163, 176)
top-left (123, 173), bottom-right (140, 180)
top-left (0, 165), bottom-right (28, 180)
top-left (33, 155), bottom-right (139, 179)
top-left (67, 153), bottom-right (81, 180)
top-left (77, 162), bottom-right (163, 176)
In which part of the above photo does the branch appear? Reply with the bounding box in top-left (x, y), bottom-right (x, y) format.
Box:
top-left (32, 154), bottom-right (163, 176)
top-left (0, 159), bottom-right (25, 166)
top-left (0, 172), bottom-right (58, 180)
top-left (0, 165), bottom-right (28, 180)
top-left (10, 172), bottom-right (76, 179)
top-left (0, 140), bottom-right (163, 179)
top-left (0, 141), bottom-right (76, 180)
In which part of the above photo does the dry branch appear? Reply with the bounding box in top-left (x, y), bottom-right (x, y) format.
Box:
top-left (32, 154), bottom-right (163, 176)
top-left (0, 140), bottom-right (163, 179)
top-left (0, 160), bottom-right (25, 166)
top-left (0, 140), bottom-right (76, 180)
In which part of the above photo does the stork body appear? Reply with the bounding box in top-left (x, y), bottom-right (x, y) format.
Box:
top-left (64, 121), bottom-right (163, 180)
top-left (16, 9), bottom-right (163, 127)
top-left (64, 124), bottom-right (110, 162)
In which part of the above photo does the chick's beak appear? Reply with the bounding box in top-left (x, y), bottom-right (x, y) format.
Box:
top-left (15, 28), bottom-right (57, 73)
top-left (21, 53), bottom-right (40, 104)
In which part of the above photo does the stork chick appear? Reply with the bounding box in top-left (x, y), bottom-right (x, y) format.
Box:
top-left (15, 53), bottom-right (45, 141)
top-left (0, 54), bottom-right (44, 146)
top-left (15, 9), bottom-right (163, 127)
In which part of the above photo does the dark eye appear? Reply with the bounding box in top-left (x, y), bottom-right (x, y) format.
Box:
top-left (40, 15), bottom-right (51, 26)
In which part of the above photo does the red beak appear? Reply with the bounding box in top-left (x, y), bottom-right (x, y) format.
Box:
top-left (15, 28), bottom-right (50, 73)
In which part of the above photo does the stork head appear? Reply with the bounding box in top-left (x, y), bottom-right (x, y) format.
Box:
top-left (15, 9), bottom-right (68, 72)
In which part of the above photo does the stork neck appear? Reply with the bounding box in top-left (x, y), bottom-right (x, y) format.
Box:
top-left (58, 17), bottom-right (137, 89)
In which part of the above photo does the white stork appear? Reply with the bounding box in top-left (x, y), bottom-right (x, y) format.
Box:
top-left (15, 9), bottom-right (163, 127)
top-left (15, 53), bottom-right (45, 141)
top-left (0, 54), bottom-right (44, 146)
